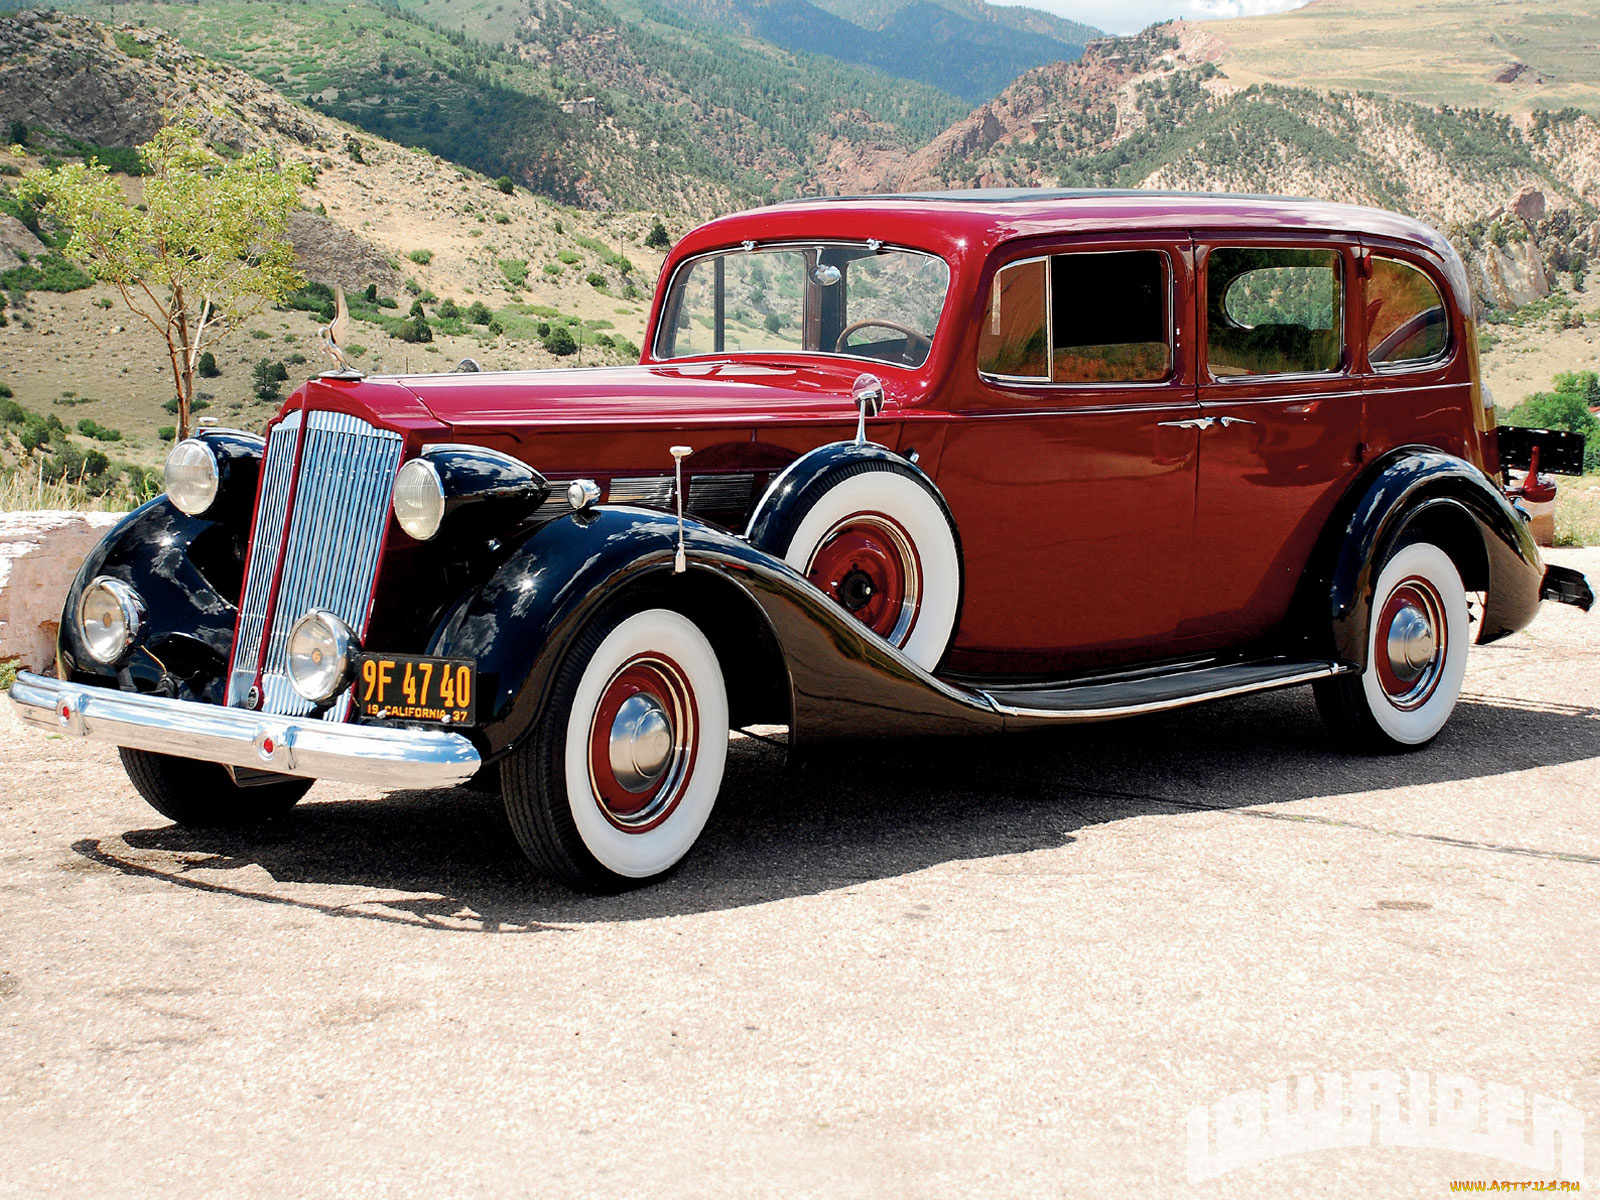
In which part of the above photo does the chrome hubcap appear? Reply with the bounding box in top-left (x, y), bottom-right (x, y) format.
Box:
top-left (608, 693), bottom-right (674, 793)
top-left (1386, 603), bottom-right (1436, 683)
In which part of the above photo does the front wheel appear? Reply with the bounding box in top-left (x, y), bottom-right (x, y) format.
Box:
top-left (501, 607), bottom-right (729, 892)
top-left (119, 748), bottom-right (312, 826)
top-left (1314, 541), bottom-right (1470, 753)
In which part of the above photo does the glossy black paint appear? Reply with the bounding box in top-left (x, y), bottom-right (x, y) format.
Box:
top-left (192, 428), bottom-right (265, 526)
top-left (57, 498), bottom-right (241, 704)
top-left (1542, 564), bottom-right (1595, 611)
top-left (744, 440), bottom-right (948, 550)
top-left (419, 443), bottom-right (550, 539)
top-left (1316, 448), bottom-right (1545, 669)
top-left (422, 505), bottom-right (1001, 763)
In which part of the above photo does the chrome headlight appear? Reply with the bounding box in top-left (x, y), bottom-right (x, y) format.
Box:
top-left (286, 609), bottom-right (357, 703)
top-left (78, 577), bottom-right (145, 665)
top-left (392, 458), bottom-right (446, 541)
top-left (164, 438), bottom-right (220, 517)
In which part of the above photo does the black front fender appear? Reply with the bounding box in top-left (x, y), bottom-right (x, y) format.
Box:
top-left (1321, 448), bottom-right (1543, 669)
top-left (57, 498), bottom-right (244, 703)
top-left (426, 506), bottom-right (999, 763)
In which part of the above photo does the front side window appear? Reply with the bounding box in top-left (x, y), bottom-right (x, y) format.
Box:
top-left (1206, 247), bottom-right (1344, 378)
top-left (1367, 256), bottom-right (1449, 368)
top-left (978, 249), bottom-right (1172, 385)
top-left (656, 243), bottom-right (949, 368)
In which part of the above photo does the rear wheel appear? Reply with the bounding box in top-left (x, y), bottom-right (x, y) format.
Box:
top-left (119, 748), bottom-right (311, 826)
top-left (1315, 540), bottom-right (1470, 753)
top-left (501, 607), bottom-right (729, 892)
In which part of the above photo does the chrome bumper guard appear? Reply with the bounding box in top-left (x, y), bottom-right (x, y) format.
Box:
top-left (8, 672), bottom-right (481, 790)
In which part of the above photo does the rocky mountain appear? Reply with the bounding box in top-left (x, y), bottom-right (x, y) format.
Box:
top-left (870, 24), bottom-right (1600, 312)
top-left (0, 9), bottom-right (682, 468)
top-left (648, 0), bottom-right (1099, 103)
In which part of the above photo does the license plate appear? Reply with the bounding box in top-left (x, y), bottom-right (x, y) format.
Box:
top-left (355, 654), bottom-right (476, 725)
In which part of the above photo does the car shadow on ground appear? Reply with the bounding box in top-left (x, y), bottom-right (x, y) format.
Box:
top-left (74, 686), bottom-right (1600, 931)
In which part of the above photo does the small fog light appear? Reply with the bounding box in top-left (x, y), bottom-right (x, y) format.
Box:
top-left (286, 609), bottom-right (357, 703)
top-left (78, 577), bottom-right (145, 665)
top-left (567, 479), bottom-right (601, 510)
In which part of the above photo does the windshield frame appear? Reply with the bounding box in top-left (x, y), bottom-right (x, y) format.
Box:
top-left (650, 239), bottom-right (953, 368)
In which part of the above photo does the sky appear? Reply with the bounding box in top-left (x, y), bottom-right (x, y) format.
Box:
top-left (996, 0), bottom-right (1309, 35)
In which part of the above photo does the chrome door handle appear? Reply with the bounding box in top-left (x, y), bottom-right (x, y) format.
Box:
top-left (1218, 416), bottom-right (1256, 427)
top-left (1158, 417), bottom-right (1216, 430)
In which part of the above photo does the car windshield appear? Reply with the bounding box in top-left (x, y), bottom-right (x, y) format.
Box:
top-left (655, 242), bottom-right (950, 368)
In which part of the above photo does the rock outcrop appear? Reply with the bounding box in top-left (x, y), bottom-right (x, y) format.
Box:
top-left (0, 511), bottom-right (123, 674)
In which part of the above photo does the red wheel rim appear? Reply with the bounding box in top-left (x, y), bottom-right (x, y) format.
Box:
top-left (586, 654), bottom-right (698, 833)
top-left (1374, 576), bottom-right (1447, 710)
top-left (805, 512), bottom-right (923, 646)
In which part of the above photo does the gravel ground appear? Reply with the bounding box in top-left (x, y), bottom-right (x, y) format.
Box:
top-left (2, 549), bottom-right (1596, 1199)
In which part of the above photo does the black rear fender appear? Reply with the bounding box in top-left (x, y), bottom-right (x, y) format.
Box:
top-left (1308, 448), bottom-right (1543, 670)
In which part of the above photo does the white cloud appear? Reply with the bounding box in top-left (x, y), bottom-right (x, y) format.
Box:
top-left (993, 0), bottom-right (1308, 36)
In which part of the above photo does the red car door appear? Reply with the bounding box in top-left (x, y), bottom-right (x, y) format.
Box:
top-left (933, 234), bottom-right (1204, 677)
top-left (1184, 237), bottom-right (1367, 646)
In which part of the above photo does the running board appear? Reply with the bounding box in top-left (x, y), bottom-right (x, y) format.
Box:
top-left (976, 658), bottom-right (1352, 725)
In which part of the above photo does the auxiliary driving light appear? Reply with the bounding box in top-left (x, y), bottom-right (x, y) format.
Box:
top-left (286, 609), bottom-right (357, 703)
top-left (78, 577), bottom-right (145, 665)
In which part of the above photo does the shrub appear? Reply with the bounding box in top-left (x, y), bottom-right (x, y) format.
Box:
top-left (0, 398), bottom-right (24, 422)
top-left (76, 418), bottom-right (122, 442)
top-left (404, 277), bottom-right (422, 295)
top-left (494, 176), bottom-right (513, 195)
top-left (543, 263), bottom-right (562, 276)
top-left (162, 396), bottom-right (211, 413)
top-left (644, 220), bottom-right (671, 250)
top-left (494, 212), bottom-right (511, 224)
top-left (287, 351), bottom-right (307, 365)
top-left (158, 425), bottom-right (176, 441)
top-left (536, 321), bottom-right (551, 337)
top-left (543, 325), bottom-right (578, 356)
top-left (252, 358), bottom-right (284, 403)
top-left (557, 249), bottom-right (581, 265)
top-left (587, 271), bottom-right (606, 289)
top-left (363, 283), bottom-right (379, 302)
top-left (437, 298), bottom-right (460, 319)
top-left (19, 415), bottom-right (53, 452)
top-left (487, 319), bottom-right (503, 336)
top-left (466, 300), bottom-right (493, 325)
top-left (1501, 372), bottom-right (1600, 473)
top-left (0, 384), bottom-right (12, 399)
top-left (197, 351), bottom-right (220, 377)
top-left (409, 298), bottom-right (426, 318)
top-left (8, 119), bottom-right (26, 149)
top-left (408, 249), bottom-right (433, 265)
top-left (396, 315), bottom-right (433, 343)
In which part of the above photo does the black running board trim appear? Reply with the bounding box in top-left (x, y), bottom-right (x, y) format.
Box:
top-left (979, 658), bottom-right (1353, 725)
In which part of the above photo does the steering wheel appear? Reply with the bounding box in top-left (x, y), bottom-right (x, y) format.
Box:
top-left (834, 318), bottom-right (932, 363)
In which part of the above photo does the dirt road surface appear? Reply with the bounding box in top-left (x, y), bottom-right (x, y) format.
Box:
top-left (2, 550), bottom-right (1596, 1198)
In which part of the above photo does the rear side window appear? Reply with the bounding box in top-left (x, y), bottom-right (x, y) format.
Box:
top-left (1367, 256), bottom-right (1448, 368)
top-left (978, 249), bottom-right (1172, 385)
top-left (1206, 247), bottom-right (1343, 378)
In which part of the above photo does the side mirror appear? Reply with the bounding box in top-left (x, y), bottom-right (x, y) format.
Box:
top-left (852, 373), bottom-right (885, 444)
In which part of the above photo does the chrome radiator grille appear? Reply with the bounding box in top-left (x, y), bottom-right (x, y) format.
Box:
top-left (228, 410), bottom-right (405, 719)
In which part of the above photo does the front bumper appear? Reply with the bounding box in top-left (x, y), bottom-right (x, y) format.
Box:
top-left (8, 672), bottom-right (481, 789)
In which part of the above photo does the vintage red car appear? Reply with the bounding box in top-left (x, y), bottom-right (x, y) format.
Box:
top-left (11, 188), bottom-right (1592, 891)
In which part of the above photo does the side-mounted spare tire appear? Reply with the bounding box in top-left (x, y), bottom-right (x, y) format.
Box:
top-left (751, 452), bottom-right (962, 672)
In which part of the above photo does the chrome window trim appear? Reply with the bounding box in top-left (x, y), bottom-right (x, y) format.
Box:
top-left (652, 239), bottom-right (952, 364)
top-left (1202, 245), bottom-right (1348, 384)
top-left (976, 248), bottom-right (1178, 390)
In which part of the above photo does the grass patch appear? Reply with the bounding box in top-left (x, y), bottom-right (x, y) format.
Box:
top-left (1554, 476), bottom-right (1600, 547)
top-left (499, 258), bottom-right (529, 289)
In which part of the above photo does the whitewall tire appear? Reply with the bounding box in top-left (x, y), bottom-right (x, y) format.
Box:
top-left (780, 466), bottom-right (961, 671)
top-left (502, 607), bottom-right (729, 891)
top-left (1315, 541), bottom-right (1470, 752)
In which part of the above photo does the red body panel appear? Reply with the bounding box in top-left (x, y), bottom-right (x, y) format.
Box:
top-left (279, 191), bottom-right (1489, 681)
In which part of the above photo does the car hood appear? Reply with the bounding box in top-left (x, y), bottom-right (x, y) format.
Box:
top-left (387, 360), bottom-right (891, 433)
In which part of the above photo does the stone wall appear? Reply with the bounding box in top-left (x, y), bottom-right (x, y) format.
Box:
top-left (0, 512), bottom-right (122, 675)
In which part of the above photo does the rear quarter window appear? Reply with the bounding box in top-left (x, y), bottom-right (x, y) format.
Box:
top-left (1367, 256), bottom-right (1449, 369)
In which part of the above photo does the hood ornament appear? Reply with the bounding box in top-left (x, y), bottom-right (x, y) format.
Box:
top-left (318, 285), bottom-right (365, 380)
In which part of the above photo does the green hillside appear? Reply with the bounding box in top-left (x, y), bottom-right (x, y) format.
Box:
top-left (18, 0), bottom-right (969, 213)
